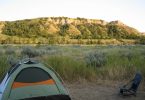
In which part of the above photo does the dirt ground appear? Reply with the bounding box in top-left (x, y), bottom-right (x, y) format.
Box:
top-left (67, 82), bottom-right (145, 100)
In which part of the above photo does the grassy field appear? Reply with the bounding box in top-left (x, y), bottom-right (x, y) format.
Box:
top-left (0, 44), bottom-right (145, 86)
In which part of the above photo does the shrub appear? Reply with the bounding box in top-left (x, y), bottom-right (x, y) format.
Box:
top-left (0, 49), bottom-right (4, 55)
top-left (120, 51), bottom-right (134, 61)
top-left (21, 46), bottom-right (45, 57)
top-left (85, 51), bottom-right (107, 67)
top-left (5, 47), bottom-right (15, 55)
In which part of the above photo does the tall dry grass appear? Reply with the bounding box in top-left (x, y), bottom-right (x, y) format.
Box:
top-left (0, 45), bottom-right (145, 84)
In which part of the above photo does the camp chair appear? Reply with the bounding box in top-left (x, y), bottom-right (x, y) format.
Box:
top-left (119, 72), bottom-right (142, 96)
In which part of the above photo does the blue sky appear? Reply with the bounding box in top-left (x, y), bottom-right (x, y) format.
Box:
top-left (0, 0), bottom-right (145, 32)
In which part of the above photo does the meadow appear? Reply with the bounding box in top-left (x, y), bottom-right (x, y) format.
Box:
top-left (0, 45), bottom-right (145, 87)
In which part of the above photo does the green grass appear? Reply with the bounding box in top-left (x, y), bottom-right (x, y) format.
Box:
top-left (0, 55), bottom-right (10, 76)
top-left (43, 56), bottom-right (96, 81)
top-left (0, 45), bottom-right (145, 84)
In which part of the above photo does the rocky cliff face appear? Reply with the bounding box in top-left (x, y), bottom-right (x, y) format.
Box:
top-left (109, 20), bottom-right (126, 26)
top-left (142, 32), bottom-right (145, 35)
top-left (45, 17), bottom-right (108, 25)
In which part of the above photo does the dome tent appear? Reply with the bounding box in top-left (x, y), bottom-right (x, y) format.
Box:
top-left (0, 59), bottom-right (71, 100)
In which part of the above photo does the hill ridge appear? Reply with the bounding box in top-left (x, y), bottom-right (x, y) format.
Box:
top-left (0, 17), bottom-right (145, 44)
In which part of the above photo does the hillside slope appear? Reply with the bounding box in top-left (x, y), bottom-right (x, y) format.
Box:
top-left (0, 17), bottom-right (144, 44)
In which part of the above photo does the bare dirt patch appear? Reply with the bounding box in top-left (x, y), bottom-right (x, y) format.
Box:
top-left (67, 82), bottom-right (145, 100)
